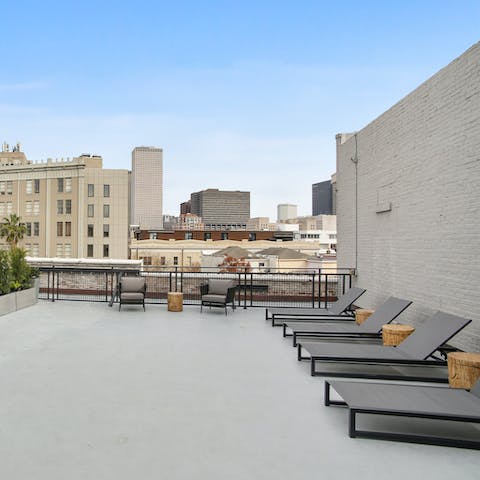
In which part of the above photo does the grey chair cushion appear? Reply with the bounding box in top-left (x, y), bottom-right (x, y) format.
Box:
top-left (208, 279), bottom-right (234, 295)
top-left (202, 294), bottom-right (228, 304)
top-left (121, 277), bottom-right (145, 292)
top-left (120, 292), bottom-right (144, 301)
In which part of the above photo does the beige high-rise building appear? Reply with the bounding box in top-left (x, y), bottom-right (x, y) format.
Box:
top-left (0, 145), bottom-right (129, 258)
top-left (131, 146), bottom-right (163, 229)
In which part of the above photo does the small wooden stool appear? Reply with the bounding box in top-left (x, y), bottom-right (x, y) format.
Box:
top-left (382, 324), bottom-right (415, 346)
top-left (355, 309), bottom-right (374, 325)
top-left (168, 292), bottom-right (183, 312)
top-left (447, 352), bottom-right (480, 389)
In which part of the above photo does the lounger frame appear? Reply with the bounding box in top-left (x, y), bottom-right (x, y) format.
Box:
top-left (324, 381), bottom-right (480, 449)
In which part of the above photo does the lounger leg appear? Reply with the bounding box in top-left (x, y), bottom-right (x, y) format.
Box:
top-left (349, 410), bottom-right (358, 438)
top-left (293, 332), bottom-right (297, 347)
top-left (282, 324), bottom-right (287, 337)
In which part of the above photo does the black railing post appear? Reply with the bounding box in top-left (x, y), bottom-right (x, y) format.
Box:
top-left (243, 268), bottom-right (247, 309)
top-left (324, 273), bottom-right (329, 309)
top-left (311, 272), bottom-right (315, 308)
top-left (318, 269), bottom-right (322, 308)
top-left (250, 272), bottom-right (253, 307)
top-left (169, 271), bottom-right (172, 292)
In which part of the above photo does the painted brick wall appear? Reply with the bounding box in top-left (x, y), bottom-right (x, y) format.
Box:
top-left (336, 42), bottom-right (480, 351)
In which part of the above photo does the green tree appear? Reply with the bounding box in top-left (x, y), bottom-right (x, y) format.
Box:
top-left (0, 213), bottom-right (27, 248)
top-left (0, 250), bottom-right (11, 294)
top-left (9, 247), bottom-right (34, 291)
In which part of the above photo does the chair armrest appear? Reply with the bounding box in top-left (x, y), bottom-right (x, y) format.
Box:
top-left (226, 286), bottom-right (237, 302)
top-left (200, 284), bottom-right (209, 295)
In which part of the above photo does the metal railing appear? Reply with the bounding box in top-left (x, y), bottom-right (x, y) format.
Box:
top-left (38, 266), bottom-right (353, 309)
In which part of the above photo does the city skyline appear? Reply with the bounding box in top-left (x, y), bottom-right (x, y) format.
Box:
top-left (1, 1), bottom-right (478, 219)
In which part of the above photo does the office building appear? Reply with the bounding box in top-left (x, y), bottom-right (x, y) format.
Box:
top-left (190, 189), bottom-right (250, 229)
top-left (312, 179), bottom-right (333, 215)
top-left (277, 204), bottom-right (297, 222)
top-left (131, 146), bottom-right (163, 229)
top-left (0, 145), bottom-right (129, 258)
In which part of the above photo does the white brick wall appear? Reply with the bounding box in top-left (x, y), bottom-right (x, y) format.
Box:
top-left (336, 42), bottom-right (480, 351)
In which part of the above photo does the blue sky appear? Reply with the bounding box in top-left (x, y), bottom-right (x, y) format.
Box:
top-left (1, 1), bottom-right (479, 219)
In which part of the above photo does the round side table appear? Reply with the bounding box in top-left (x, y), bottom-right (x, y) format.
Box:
top-left (355, 309), bottom-right (374, 325)
top-left (447, 352), bottom-right (480, 389)
top-left (168, 292), bottom-right (183, 312)
top-left (382, 324), bottom-right (415, 346)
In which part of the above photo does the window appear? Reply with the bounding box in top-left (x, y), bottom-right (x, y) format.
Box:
top-left (65, 222), bottom-right (71, 237)
top-left (26, 180), bottom-right (33, 194)
top-left (33, 200), bottom-right (39, 215)
top-left (34, 179), bottom-right (40, 193)
top-left (56, 244), bottom-right (64, 257)
top-left (33, 222), bottom-right (39, 236)
top-left (88, 184), bottom-right (94, 197)
top-left (26, 223), bottom-right (32, 236)
top-left (103, 244), bottom-right (109, 257)
top-left (6, 202), bottom-right (12, 214)
top-left (185, 232), bottom-right (193, 240)
top-left (204, 232), bottom-right (211, 240)
top-left (103, 224), bottom-right (109, 238)
top-left (57, 200), bottom-right (64, 214)
top-left (25, 201), bottom-right (32, 215)
top-left (103, 184), bottom-right (110, 197)
top-left (31, 244), bottom-right (39, 256)
top-left (160, 256), bottom-right (166, 265)
top-left (0, 182), bottom-right (5, 194)
top-left (103, 204), bottom-right (110, 218)
top-left (149, 232), bottom-right (157, 240)
top-left (57, 178), bottom-right (64, 193)
top-left (142, 256), bottom-right (152, 266)
top-left (248, 232), bottom-right (257, 241)
top-left (87, 204), bottom-right (94, 217)
top-left (6, 181), bottom-right (12, 194)
top-left (87, 224), bottom-right (94, 237)
top-left (87, 244), bottom-right (94, 257)
top-left (173, 256), bottom-right (178, 265)
top-left (221, 232), bottom-right (228, 240)
top-left (57, 222), bottom-right (63, 236)
top-left (65, 199), bottom-right (71, 214)
top-left (64, 244), bottom-right (72, 257)
top-left (65, 178), bottom-right (72, 193)
top-left (186, 256), bottom-right (192, 266)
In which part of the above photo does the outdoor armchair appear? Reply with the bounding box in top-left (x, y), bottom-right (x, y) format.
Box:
top-left (118, 276), bottom-right (146, 311)
top-left (200, 278), bottom-right (236, 315)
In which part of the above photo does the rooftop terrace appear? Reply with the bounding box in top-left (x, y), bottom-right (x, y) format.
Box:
top-left (1, 301), bottom-right (479, 479)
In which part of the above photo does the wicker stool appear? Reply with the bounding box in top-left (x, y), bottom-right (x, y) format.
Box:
top-left (447, 352), bottom-right (480, 389)
top-left (168, 292), bottom-right (183, 312)
top-left (382, 324), bottom-right (415, 346)
top-left (355, 309), bottom-right (374, 325)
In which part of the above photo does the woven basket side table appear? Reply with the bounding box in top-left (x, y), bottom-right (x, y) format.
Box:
top-left (382, 324), bottom-right (415, 346)
top-left (355, 309), bottom-right (374, 325)
top-left (168, 292), bottom-right (183, 312)
top-left (447, 352), bottom-right (480, 389)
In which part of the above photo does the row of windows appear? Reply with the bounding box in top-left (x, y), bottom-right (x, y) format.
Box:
top-left (0, 202), bottom-right (13, 215)
top-left (24, 244), bottom-right (40, 256)
top-left (87, 204), bottom-right (110, 218)
top-left (56, 243), bottom-right (72, 258)
top-left (0, 181), bottom-right (13, 194)
top-left (87, 244), bottom-right (109, 258)
top-left (57, 199), bottom-right (72, 215)
top-left (88, 184), bottom-right (110, 197)
top-left (87, 224), bottom-right (110, 238)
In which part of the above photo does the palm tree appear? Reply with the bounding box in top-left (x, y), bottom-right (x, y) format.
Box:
top-left (0, 213), bottom-right (27, 248)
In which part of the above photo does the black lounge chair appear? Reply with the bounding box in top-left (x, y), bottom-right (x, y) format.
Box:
top-left (200, 279), bottom-right (236, 315)
top-left (284, 296), bottom-right (412, 347)
top-left (118, 276), bottom-right (146, 311)
top-left (298, 311), bottom-right (471, 382)
top-left (266, 287), bottom-right (366, 327)
top-left (325, 379), bottom-right (480, 449)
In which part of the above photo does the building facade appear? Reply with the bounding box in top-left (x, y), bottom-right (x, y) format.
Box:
top-left (312, 179), bottom-right (333, 215)
top-left (131, 146), bottom-right (163, 230)
top-left (336, 42), bottom-right (480, 351)
top-left (277, 204), bottom-right (297, 221)
top-left (0, 148), bottom-right (129, 259)
top-left (190, 189), bottom-right (250, 229)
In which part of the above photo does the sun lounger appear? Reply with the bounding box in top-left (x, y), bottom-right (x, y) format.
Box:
top-left (283, 296), bottom-right (412, 346)
top-left (298, 311), bottom-right (471, 382)
top-left (266, 287), bottom-right (366, 327)
top-left (324, 379), bottom-right (480, 449)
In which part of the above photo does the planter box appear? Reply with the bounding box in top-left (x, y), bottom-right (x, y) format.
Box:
top-left (0, 278), bottom-right (39, 317)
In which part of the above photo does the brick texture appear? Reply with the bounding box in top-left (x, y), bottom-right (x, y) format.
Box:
top-left (336, 43), bottom-right (480, 351)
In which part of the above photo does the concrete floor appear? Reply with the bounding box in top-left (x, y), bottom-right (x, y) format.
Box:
top-left (0, 301), bottom-right (478, 480)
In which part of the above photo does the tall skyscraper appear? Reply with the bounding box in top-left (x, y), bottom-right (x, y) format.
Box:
top-left (131, 146), bottom-right (163, 229)
top-left (190, 189), bottom-right (250, 229)
top-left (312, 180), bottom-right (333, 215)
